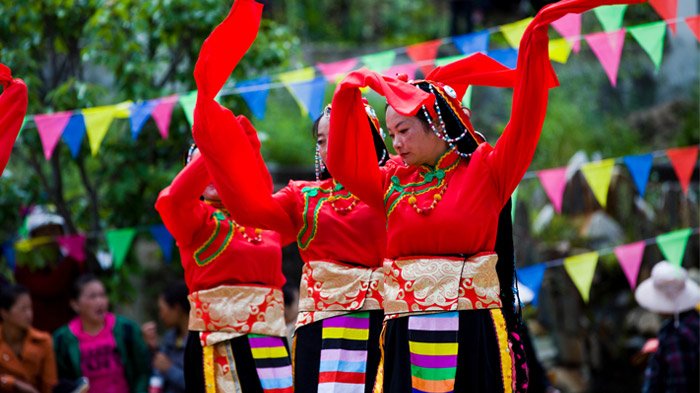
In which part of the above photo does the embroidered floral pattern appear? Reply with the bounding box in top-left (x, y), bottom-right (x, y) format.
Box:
top-left (298, 181), bottom-right (357, 250)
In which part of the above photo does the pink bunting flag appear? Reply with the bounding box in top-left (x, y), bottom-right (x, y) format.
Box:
top-left (33, 111), bottom-right (73, 160)
top-left (584, 29), bottom-right (626, 87)
top-left (614, 241), bottom-right (645, 290)
top-left (57, 234), bottom-right (87, 264)
top-left (650, 0), bottom-right (678, 35)
top-left (686, 15), bottom-right (700, 42)
top-left (666, 146), bottom-right (699, 195)
top-left (537, 167), bottom-right (568, 213)
top-left (552, 13), bottom-right (582, 53)
top-left (406, 39), bottom-right (443, 76)
top-left (316, 58), bottom-right (359, 82)
top-left (384, 63), bottom-right (420, 80)
top-left (151, 95), bottom-right (179, 139)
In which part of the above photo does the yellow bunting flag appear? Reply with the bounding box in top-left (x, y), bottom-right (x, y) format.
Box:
top-left (14, 237), bottom-right (53, 253)
top-left (500, 17), bottom-right (534, 49)
top-left (549, 38), bottom-right (573, 64)
top-left (82, 105), bottom-right (118, 156)
top-left (580, 159), bottom-right (615, 208)
top-left (563, 252), bottom-right (599, 303)
top-left (113, 101), bottom-right (134, 119)
top-left (278, 67), bottom-right (316, 84)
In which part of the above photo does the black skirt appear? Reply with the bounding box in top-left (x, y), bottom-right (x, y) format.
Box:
top-left (293, 310), bottom-right (384, 393)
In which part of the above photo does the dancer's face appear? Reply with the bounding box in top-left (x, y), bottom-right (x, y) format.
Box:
top-left (386, 106), bottom-right (449, 166)
top-left (316, 116), bottom-right (330, 163)
top-left (190, 149), bottom-right (221, 202)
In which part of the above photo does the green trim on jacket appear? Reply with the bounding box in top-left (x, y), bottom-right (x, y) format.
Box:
top-left (53, 315), bottom-right (151, 393)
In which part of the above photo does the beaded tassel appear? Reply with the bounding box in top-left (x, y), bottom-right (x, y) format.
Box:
top-left (315, 143), bottom-right (326, 181)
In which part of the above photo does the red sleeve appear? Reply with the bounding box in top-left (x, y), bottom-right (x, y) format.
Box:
top-left (486, 0), bottom-right (645, 203)
top-left (0, 64), bottom-right (28, 175)
top-left (154, 155), bottom-right (210, 246)
top-left (326, 70), bottom-right (433, 210)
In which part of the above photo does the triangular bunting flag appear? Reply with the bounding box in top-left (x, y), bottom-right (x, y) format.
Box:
top-left (435, 55), bottom-right (467, 68)
top-left (57, 234), bottom-right (87, 263)
top-left (685, 15), bottom-right (700, 42)
top-left (628, 22), bottom-right (667, 72)
top-left (614, 241), bottom-right (646, 290)
top-left (34, 111), bottom-right (72, 160)
top-left (517, 263), bottom-right (546, 306)
top-left (280, 72), bottom-right (327, 121)
top-left (384, 63), bottom-right (419, 80)
top-left (593, 5), bottom-right (628, 32)
top-left (650, 0), bottom-right (678, 35)
top-left (152, 95), bottom-right (179, 139)
top-left (106, 228), bottom-right (137, 270)
top-left (666, 146), bottom-right (698, 195)
top-left (406, 39), bottom-right (443, 76)
top-left (62, 114), bottom-right (87, 158)
top-left (237, 77), bottom-right (271, 120)
top-left (2, 241), bottom-right (15, 272)
top-left (316, 58), bottom-right (358, 82)
top-left (113, 101), bottom-right (133, 119)
top-left (179, 91), bottom-right (198, 128)
top-left (623, 153), bottom-right (653, 197)
top-left (488, 48), bottom-right (518, 69)
top-left (564, 252), bottom-right (599, 303)
top-left (19, 117), bottom-right (28, 137)
top-left (360, 50), bottom-right (397, 73)
top-left (537, 167), bottom-right (568, 213)
top-left (500, 17), bottom-right (534, 49)
top-left (585, 29), bottom-right (626, 87)
top-left (463, 85), bottom-right (473, 108)
top-left (552, 13), bottom-right (582, 53)
top-left (511, 186), bottom-right (519, 221)
top-left (549, 38), bottom-right (573, 64)
top-left (149, 224), bottom-right (175, 263)
top-left (129, 100), bottom-right (158, 140)
top-left (452, 31), bottom-right (490, 55)
top-left (82, 105), bottom-right (118, 156)
top-left (580, 159), bottom-right (616, 208)
top-left (656, 228), bottom-right (693, 267)
top-left (278, 67), bottom-right (316, 84)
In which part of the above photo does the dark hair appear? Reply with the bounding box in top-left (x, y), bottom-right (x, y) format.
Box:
top-left (160, 281), bottom-right (190, 313)
top-left (413, 81), bottom-right (480, 156)
top-left (312, 109), bottom-right (389, 180)
top-left (71, 274), bottom-right (102, 300)
top-left (0, 284), bottom-right (29, 311)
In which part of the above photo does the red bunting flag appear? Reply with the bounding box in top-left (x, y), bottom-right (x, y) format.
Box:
top-left (406, 39), bottom-right (443, 77)
top-left (613, 241), bottom-right (645, 290)
top-left (316, 58), bottom-right (358, 82)
top-left (686, 15), bottom-right (700, 42)
top-left (34, 111), bottom-right (73, 160)
top-left (152, 95), bottom-right (179, 139)
top-left (666, 146), bottom-right (699, 195)
top-left (537, 167), bottom-right (568, 213)
top-left (584, 29), bottom-right (626, 87)
top-left (649, 0), bottom-right (677, 35)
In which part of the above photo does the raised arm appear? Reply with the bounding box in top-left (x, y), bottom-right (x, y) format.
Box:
top-left (0, 64), bottom-right (28, 174)
top-left (487, 0), bottom-right (645, 202)
top-left (155, 155), bottom-right (210, 246)
top-left (327, 69), bottom-right (433, 210)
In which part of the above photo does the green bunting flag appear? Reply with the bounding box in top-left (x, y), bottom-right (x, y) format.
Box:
top-left (106, 228), bottom-right (137, 270)
top-left (463, 85), bottom-right (473, 108)
top-left (435, 55), bottom-right (467, 68)
top-left (593, 5), bottom-right (628, 32)
top-left (179, 91), bottom-right (198, 128)
top-left (511, 186), bottom-right (519, 221)
top-left (564, 252), bottom-right (599, 303)
top-left (656, 228), bottom-right (693, 267)
top-left (628, 21), bottom-right (667, 71)
top-left (360, 51), bottom-right (397, 73)
top-left (580, 159), bottom-right (616, 208)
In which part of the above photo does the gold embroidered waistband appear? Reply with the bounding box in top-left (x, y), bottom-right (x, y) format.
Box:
top-left (383, 252), bottom-right (502, 319)
top-left (296, 260), bottom-right (384, 329)
top-left (188, 285), bottom-right (286, 346)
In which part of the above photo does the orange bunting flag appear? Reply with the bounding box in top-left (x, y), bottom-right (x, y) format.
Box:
top-left (666, 146), bottom-right (699, 195)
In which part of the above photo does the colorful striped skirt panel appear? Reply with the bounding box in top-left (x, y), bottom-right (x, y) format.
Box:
top-left (318, 312), bottom-right (371, 392)
top-left (407, 312), bottom-right (460, 393)
top-left (249, 334), bottom-right (295, 393)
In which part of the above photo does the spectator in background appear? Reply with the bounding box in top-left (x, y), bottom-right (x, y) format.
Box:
top-left (53, 274), bottom-right (150, 393)
top-left (635, 261), bottom-right (700, 393)
top-left (141, 282), bottom-right (188, 393)
top-left (14, 207), bottom-right (82, 332)
top-left (0, 284), bottom-right (57, 393)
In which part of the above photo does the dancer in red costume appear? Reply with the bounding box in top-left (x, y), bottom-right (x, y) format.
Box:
top-left (0, 64), bottom-right (28, 174)
top-left (190, 2), bottom-right (389, 391)
top-left (325, 0), bottom-right (644, 391)
top-left (155, 2), bottom-right (292, 392)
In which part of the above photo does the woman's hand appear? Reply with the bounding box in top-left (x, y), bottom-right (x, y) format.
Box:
top-left (153, 352), bottom-right (173, 373)
top-left (140, 321), bottom-right (159, 350)
top-left (13, 380), bottom-right (40, 393)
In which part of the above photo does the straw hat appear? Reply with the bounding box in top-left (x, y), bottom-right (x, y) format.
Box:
top-left (634, 261), bottom-right (700, 314)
